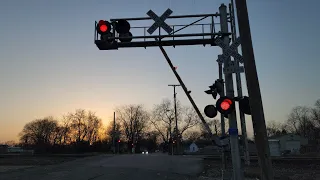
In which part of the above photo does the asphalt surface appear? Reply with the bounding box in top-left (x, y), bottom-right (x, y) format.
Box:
top-left (0, 153), bottom-right (203, 180)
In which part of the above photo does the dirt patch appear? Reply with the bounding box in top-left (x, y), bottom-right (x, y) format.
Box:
top-left (201, 158), bottom-right (320, 180)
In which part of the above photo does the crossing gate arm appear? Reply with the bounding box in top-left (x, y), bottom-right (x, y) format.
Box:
top-left (155, 38), bottom-right (222, 147)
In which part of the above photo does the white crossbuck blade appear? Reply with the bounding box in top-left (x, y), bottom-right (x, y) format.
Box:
top-left (215, 37), bottom-right (244, 64)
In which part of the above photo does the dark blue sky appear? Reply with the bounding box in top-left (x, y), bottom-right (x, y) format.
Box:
top-left (0, 0), bottom-right (319, 141)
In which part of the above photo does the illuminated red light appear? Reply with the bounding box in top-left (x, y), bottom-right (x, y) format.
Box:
top-left (221, 99), bottom-right (232, 110)
top-left (100, 24), bottom-right (108, 32)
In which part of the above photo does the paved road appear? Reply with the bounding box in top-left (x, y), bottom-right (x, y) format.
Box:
top-left (0, 153), bottom-right (204, 180)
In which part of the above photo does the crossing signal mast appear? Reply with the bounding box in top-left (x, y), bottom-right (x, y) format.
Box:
top-left (94, 6), bottom-right (240, 179)
top-left (204, 79), bottom-right (252, 120)
top-left (93, 10), bottom-right (230, 149)
top-left (94, 1), bottom-right (273, 179)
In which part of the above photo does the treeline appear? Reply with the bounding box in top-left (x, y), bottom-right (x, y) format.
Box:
top-left (266, 99), bottom-right (320, 144)
top-left (17, 98), bottom-right (200, 154)
top-left (15, 98), bottom-right (320, 154)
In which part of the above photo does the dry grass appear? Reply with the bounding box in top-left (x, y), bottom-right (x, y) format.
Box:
top-left (201, 158), bottom-right (320, 180)
top-left (0, 155), bottom-right (79, 166)
top-left (0, 154), bottom-right (83, 173)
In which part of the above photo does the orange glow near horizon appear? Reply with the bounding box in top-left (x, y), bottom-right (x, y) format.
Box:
top-left (0, 106), bottom-right (116, 143)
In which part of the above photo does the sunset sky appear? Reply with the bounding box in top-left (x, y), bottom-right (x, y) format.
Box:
top-left (1, 0), bottom-right (319, 142)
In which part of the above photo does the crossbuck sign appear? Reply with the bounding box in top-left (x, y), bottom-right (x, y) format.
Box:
top-left (215, 37), bottom-right (244, 64)
top-left (147, 9), bottom-right (173, 35)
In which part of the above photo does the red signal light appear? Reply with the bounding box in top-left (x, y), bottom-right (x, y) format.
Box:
top-left (216, 96), bottom-right (235, 115)
top-left (221, 99), bottom-right (232, 110)
top-left (97, 20), bottom-right (111, 34)
top-left (118, 140), bottom-right (120, 143)
top-left (100, 24), bottom-right (108, 32)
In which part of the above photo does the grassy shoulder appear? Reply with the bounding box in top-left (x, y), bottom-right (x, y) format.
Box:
top-left (201, 158), bottom-right (320, 180)
top-left (0, 152), bottom-right (105, 166)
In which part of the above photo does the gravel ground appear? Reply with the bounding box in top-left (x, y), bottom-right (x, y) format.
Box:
top-left (201, 159), bottom-right (320, 180)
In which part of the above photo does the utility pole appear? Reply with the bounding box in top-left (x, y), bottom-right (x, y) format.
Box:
top-left (168, 84), bottom-right (181, 154)
top-left (219, 4), bottom-right (243, 180)
top-left (112, 112), bottom-right (116, 154)
top-left (234, 0), bottom-right (274, 179)
top-left (229, 0), bottom-right (250, 166)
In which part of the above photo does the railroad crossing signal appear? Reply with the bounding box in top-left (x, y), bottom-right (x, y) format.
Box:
top-left (204, 105), bottom-right (217, 118)
top-left (96, 19), bottom-right (132, 43)
top-left (216, 37), bottom-right (244, 64)
top-left (204, 95), bottom-right (251, 118)
top-left (238, 96), bottom-right (251, 115)
top-left (147, 9), bottom-right (173, 35)
top-left (223, 60), bottom-right (245, 74)
top-left (96, 20), bottom-right (113, 42)
top-left (216, 96), bottom-right (235, 115)
top-left (205, 79), bottom-right (224, 99)
top-left (204, 96), bottom-right (235, 119)
top-left (115, 19), bottom-right (133, 42)
top-left (96, 20), bottom-right (111, 34)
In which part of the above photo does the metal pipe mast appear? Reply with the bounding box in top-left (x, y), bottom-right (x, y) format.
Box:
top-left (229, 0), bottom-right (250, 166)
top-left (219, 4), bottom-right (243, 180)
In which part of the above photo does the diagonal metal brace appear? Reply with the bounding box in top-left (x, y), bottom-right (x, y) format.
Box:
top-left (155, 38), bottom-right (223, 147)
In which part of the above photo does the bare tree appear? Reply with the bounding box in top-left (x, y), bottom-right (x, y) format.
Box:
top-left (51, 126), bottom-right (64, 145)
top-left (287, 106), bottom-right (312, 138)
top-left (65, 109), bottom-right (103, 144)
top-left (68, 109), bottom-right (87, 142)
top-left (212, 119), bottom-right (221, 135)
top-left (19, 117), bottom-right (58, 146)
top-left (179, 106), bottom-right (199, 136)
top-left (266, 120), bottom-right (287, 137)
top-left (151, 98), bottom-right (199, 141)
top-left (199, 118), bottom-right (223, 139)
top-left (311, 99), bottom-right (320, 127)
top-left (106, 121), bottom-right (122, 141)
top-left (116, 104), bottom-right (149, 144)
top-left (4, 140), bottom-right (16, 147)
top-left (86, 111), bottom-right (103, 144)
top-left (185, 131), bottom-right (201, 141)
top-left (151, 99), bottom-right (175, 142)
top-left (59, 115), bottom-right (73, 144)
